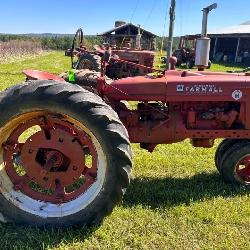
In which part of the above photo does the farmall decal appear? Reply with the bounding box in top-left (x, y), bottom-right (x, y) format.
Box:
top-left (176, 84), bottom-right (223, 94)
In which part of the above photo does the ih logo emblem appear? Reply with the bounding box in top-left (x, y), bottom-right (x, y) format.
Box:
top-left (232, 90), bottom-right (243, 100)
top-left (177, 85), bottom-right (184, 92)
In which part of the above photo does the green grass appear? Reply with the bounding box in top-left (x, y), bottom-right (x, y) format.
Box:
top-left (0, 53), bottom-right (250, 250)
top-left (209, 62), bottom-right (247, 72)
top-left (176, 62), bottom-right (246, 72)
top-left (0, 51), bottom-right (70, 91)
top-left (154, 52), bottom-right (248, 72)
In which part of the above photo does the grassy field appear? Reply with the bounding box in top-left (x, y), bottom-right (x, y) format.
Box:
top-left (0, 52), bottom-right (70, 90)
top-left (0, 52), bottom-right (250, 250)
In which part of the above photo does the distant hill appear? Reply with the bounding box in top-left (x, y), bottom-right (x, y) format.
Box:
top-left (21, 33), bottom-right (74, 38)
top-left (0, 33), bottom-right (98, 38)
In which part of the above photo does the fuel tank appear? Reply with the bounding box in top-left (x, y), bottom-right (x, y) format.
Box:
top-left (104, 75), bottom-right (167, 101)
top-left (104, 70), bottom-right (250, 102)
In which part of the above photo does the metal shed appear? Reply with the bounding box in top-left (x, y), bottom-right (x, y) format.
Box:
top-left (209, 21), bottom-right (250, 63)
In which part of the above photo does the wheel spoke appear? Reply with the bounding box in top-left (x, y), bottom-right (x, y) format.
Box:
top-left (39, 116), bottom-right (53, 140)
top-left (54, 180), bottom-right (66, 202)
top-left (84, 169), bottom-right (97, 184)
top-left (15, 142), bottom-right (24, 151)
top-left (13, 175), bottom-right (29, 191)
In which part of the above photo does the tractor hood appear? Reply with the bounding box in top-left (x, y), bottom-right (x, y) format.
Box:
top-left (104, 70), bottom-right (250, 102)
top-left (104, 75), bottom-right (167, 102)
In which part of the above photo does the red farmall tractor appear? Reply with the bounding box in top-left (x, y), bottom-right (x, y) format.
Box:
top-left (65, 28), bottom-right (156, 79)
top-left (0, 49), bottom-right (249, 227)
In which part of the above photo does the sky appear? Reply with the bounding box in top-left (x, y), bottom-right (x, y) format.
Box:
top-left (0, 0), bottom-right (250, 36)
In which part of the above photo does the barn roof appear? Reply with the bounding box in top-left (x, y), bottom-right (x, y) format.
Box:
top-left (98, 23), bottom-right (156, 37)
top-left (209, 21), bottom-right (250, 35)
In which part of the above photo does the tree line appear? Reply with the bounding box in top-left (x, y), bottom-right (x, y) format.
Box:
top-left (0, 34), bottom-right (180, 52)
top-left (0, 34), bottom-right (104, 50)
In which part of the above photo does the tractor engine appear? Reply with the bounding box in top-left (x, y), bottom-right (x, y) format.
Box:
top-left (116, 100), bottom-right (241, 151)
top-left (182, 102), bottom-right (240, 130)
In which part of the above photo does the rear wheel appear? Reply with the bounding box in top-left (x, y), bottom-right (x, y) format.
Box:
top-left (60, 69), bottom-right (112, 94)
top-left (186, 59), bottom-right (194, 69)
top-left (207, 60), bottom-right (212, 69)
top-left (0, 80), bottom-right (132, 227)
top-left (76, 53), bottom-right (101, 71)
top-left (173, 51), bottom-right (182, 66)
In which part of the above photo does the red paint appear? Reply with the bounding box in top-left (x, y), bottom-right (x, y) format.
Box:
top-left (23, 69), bottom-right (66, 82)
top-left (105, 75), bottom-right (167, 101)
top-left (102, 70), bottom-right (250, 149)
top-left (112, 49), bottom-right (155, 69)
top-left (235, 156), bottom-right (250, 182)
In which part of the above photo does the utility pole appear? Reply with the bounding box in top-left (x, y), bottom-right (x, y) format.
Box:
top-left (167, 0), bottom-right (176, 69)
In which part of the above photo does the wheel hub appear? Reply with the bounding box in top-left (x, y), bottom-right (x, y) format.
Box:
top-left (236, 155), bottom-right (250, 182)
top-left (4, 115), bottom-right (98, 203)
top-left (21, 128), bottom-right (84, 189)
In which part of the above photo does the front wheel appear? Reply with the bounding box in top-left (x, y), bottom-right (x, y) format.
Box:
top-left (219, 141), bottom-right (250, 185)
top-left (214, 139), bottom-right (247, 173)
top-left (186, 59), bottom-right (194, 69)
top-left (0, 81), bottom-right (132, 227)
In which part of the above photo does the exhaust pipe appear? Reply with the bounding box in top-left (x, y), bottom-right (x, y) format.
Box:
top-left (195, 3), bottom-right (217, 70)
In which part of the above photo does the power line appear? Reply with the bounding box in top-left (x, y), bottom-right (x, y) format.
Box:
top-left (179, 0), bottom-right (183, 36)
top-left (140, 0), bottom-right (159, 36)
top-left (143, 0), bottom-right (158, 27)
top-left (129, 0), bottom-right (140, 23)
top-left (160, 0), bottom-right (171, 54)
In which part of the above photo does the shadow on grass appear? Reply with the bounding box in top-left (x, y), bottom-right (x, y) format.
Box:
top-left (123, 171), bottom-right (248, 208)
top-left (0, 171), bottom-right (248, 249)
top-left (0, 71), bottom-right (59, 76)
top-left (0, 72), bottom-right (23, 76)
top-left (0, 223), bottom-right (99, 249)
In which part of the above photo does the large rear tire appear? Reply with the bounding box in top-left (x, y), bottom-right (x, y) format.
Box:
top-left (0, 80), bottom-right (132, 227)
top-left (76, 53), bottom-right (101, 71)
top-left (60, 69), bottom-right (112, 94)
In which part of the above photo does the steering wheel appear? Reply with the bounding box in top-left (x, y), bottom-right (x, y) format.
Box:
top-left (70, 28), bottom-right (84, 68)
